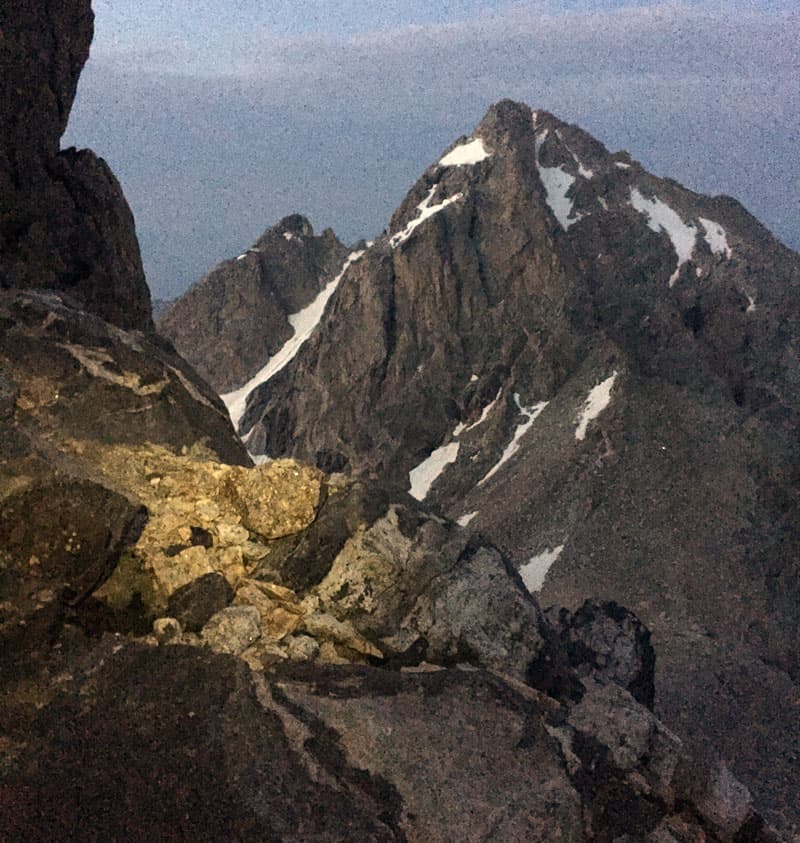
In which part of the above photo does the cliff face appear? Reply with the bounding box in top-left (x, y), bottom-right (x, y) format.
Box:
top-left (0, 0), bottom-right (153, 330)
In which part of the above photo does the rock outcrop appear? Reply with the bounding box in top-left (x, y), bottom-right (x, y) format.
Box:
top-left (158, 215), bottom-right (348, 392)
top-left (1, 634), bottom-right (778, 842)
top-left (232, 101), bottom-right (800, 834)
top-left (0, 0), bottom-right (152, 330)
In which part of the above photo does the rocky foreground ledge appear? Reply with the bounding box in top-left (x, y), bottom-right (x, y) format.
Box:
top-left (0, 291), bottom-right (776, 837)
top-left (0, 408), bottom-right (777, 840)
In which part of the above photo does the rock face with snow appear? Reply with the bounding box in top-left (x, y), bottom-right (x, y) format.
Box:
top-left (0, 1), bottom-right (792, 834)
top-left (158, 215), bottom-right (348, 393)
top-left (0, 0), bottom-right (153, 331)
top-left (234, 101), bottom-right (800, 834)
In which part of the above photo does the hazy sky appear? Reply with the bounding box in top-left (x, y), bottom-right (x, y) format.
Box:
top-left (65, 1), bottom-right (799, 299)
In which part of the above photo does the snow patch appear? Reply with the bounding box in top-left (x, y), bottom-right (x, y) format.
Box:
top-left (236, 254), bottom-right (248, 261)
top-left (390, 186), bottom-right (464, 248)
top-left (439, 138), bottom-right (490, 168)
top-left (615, 162), bottom-right (631, 170)
top-left (699, 217), bottom-right (732, 258)
top-left (283, 231), bottom-right (296, 242)
top-left (575, 372), bottom-right (618, 441)
top-left (630, 188), bottom-right (697, 286)
top-left (479, 394), bottom-right (548, 485)
top-left (457, 511), bottom-right (479, 527)
top-left (470, 374), bottom-right (479, 383)
top-left (520, 545), bottom-right (564, 592)
top-left (598, 197), bottom-right (608, 211)
top-left (408, 441), bottom-right (460, 501)
top-left (222, 249), bottom-right (365, 431)
top-left (540, 167), bottom-right (580, 229)
top-left (564, 142), bottom-right (594, 178)
top-left (535, 128), bottom-right (549, 158)
top-left (409, 385), bottom-right (500, 500)
top-left (465, 388), bottom-right (502, 432)
top-left (746, 294), bottom-right (757, 313)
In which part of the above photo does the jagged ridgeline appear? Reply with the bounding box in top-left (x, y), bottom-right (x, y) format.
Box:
top-left (165, 101), bottom-right (800, 835)
top-left (0, 0), bottom-right (795, 837)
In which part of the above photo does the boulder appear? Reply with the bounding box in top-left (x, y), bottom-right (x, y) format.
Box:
top-left (167, 572), bottom-right (234, 633)
top-left (201, 605), bottom-right (261, 655)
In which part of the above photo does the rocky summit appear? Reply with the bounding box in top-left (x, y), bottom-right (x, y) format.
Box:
top-left (0, 1), bottom-right (793, 840)
top-left (222, 102), bottom-right (800, 835)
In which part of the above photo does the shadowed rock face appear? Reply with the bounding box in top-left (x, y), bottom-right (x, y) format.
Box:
top-left (0, 0), bottom-right (152, 330)
top-left (158, 215), bottom-right (348, 393)
top-left (0, 290), bottom-right (249, 465)
top-left (0, 0), bottom-right (250, 678)
top-left (0, 640), bottom-right (778, 843)
top-left (0, 0), bottom-right (92, 162)
top-left (233, 100), bottom-right (800, 834)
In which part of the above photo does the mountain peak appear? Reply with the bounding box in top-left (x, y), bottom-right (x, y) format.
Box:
top-left (233, 101), bottom-right (800, 832)
top-left (159, 215), bottom-right (347, 392)
top-left (271, 213), bottom-right (314, 239)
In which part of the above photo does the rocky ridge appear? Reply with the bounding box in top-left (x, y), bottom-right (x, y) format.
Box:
top-left (4, 360), bottom-right (776, 839)
top-left (225, 101), bottom-right (800, 834)
top-left (158, 214), bottom-right (348, 393)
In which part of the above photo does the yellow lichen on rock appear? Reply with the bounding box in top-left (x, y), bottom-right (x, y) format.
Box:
top-left (315, 508), bottom-right (413, 617)
top-left (15, 376), bottom-right (61, 411)
top-left (220, 461), bottom-right (322, 539)
top-left (50, 440), bottom-right (394, 669)
top-left (233, 581), bottom-right (303, 641)
top-left (85, 443), bottom-right (322, 611)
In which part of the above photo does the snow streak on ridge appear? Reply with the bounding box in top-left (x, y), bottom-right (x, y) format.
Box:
top-left (408, 441), bottom-right (460, 501)
top-left (222, 249), bottom-right (366, 433)
top-left (575, 372), bottom-right (618, 441)
top-left (520, 545), bottom-right (565, 592)
top-left (438, 137), bottom-right (491, 168)
top-left (630, 189), bottom-right (697, 286)
top-left (480, 394), bottom-right (548, 485)
top-left (390, 186), bottom-right (464, 248)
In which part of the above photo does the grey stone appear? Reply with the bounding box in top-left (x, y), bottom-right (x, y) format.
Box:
top-left (202, 606), bottom-right (261, 655)
top-left (285, 635), bottom-right (320, 662)
top-left (152, 617), bottom-right (182, 644)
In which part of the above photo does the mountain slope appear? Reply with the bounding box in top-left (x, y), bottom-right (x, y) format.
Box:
top-left (234, 101), bottom-right (800, 834)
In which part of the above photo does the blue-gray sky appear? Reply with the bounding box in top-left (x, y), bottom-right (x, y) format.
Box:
top-left (65, 1), bottom-right (799, 298)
